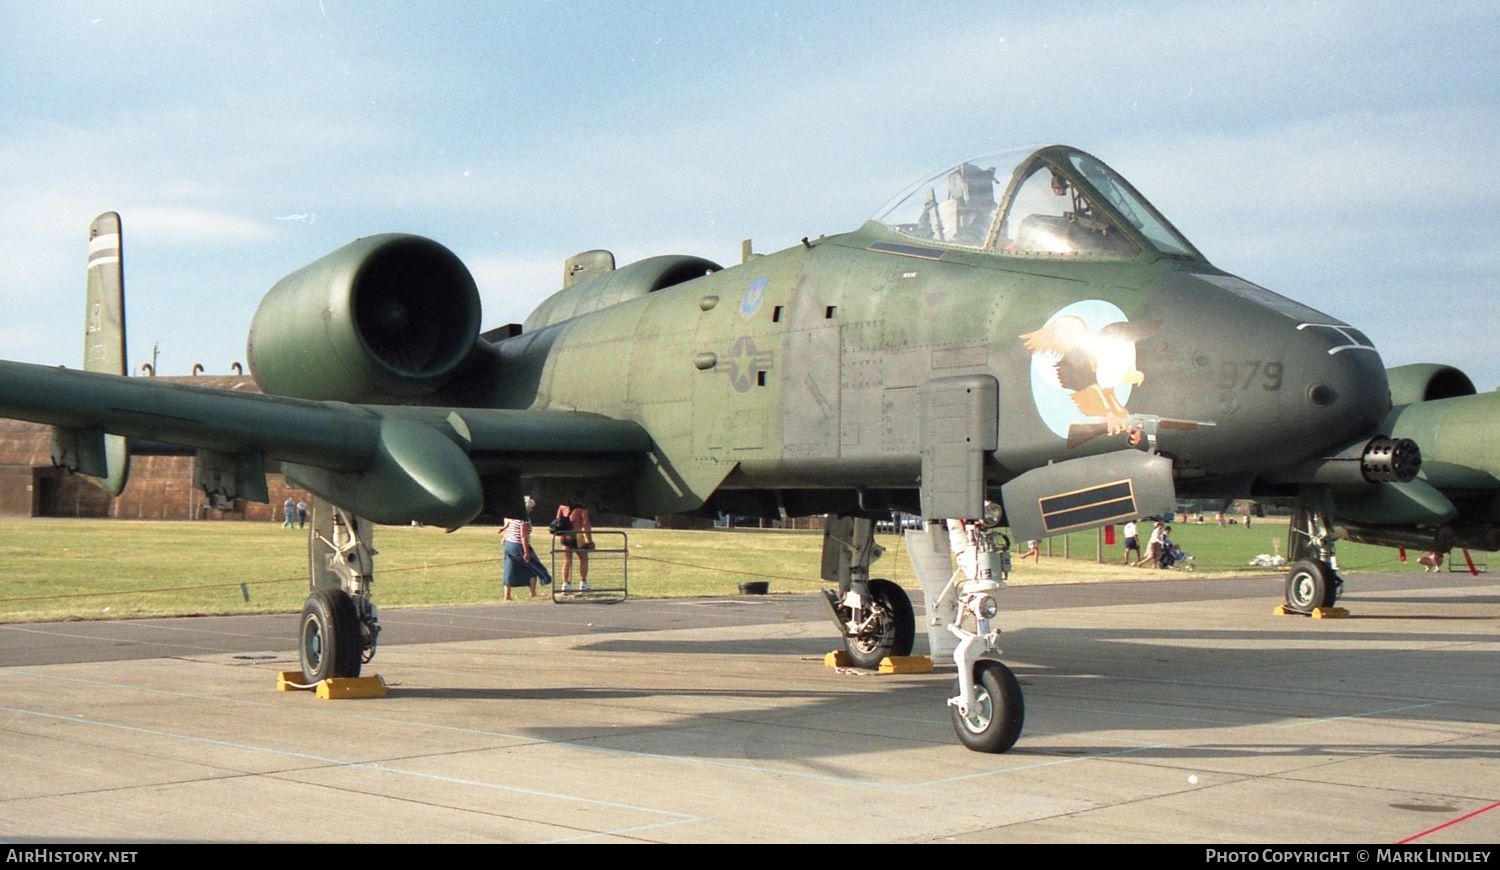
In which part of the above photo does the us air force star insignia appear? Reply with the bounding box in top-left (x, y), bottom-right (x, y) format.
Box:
top-left (718, 336), bottom-right (774, 393)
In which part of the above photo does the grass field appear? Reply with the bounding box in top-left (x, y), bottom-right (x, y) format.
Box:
top-left (0, 517), bottom-right (1481, 623)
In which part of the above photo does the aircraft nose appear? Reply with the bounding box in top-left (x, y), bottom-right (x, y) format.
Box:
top-left (1276, 322), bottom-right (1390, 454)
top-left (1136, 273), bottom-right (1393, 475)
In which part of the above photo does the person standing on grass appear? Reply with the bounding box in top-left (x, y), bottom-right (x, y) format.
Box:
top-left (1137, 521), bottom-right (1164, 567)
top-left (1122, 519), bottom-right (1140, 564)
top-left (500, 496), bottom-right (545, 601)
top-left (554, 502), bottom-right (594, 592)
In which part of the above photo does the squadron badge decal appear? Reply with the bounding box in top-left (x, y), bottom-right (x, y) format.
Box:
top-left (739, 277), bottom-right (768, 320)
top-left (1021, 300), bottom-right (1162, 445)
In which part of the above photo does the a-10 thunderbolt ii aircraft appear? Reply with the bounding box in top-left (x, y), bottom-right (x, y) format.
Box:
top-left (7, 143), bottom-right (1496, 753)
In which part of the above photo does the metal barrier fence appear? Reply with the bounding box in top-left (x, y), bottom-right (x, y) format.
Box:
top-left (548, 529), bottom-right (628, 602)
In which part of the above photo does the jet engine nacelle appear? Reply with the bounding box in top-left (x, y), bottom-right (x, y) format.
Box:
top-left (248, 234), bottom-right (482, 402)
top-left (523, 253), bottom-right (722, 332)
top-left (1387, 363), bottom-right (1476, 407)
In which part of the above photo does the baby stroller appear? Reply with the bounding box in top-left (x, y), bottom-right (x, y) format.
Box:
top-left (1159, 544), bottom-right (1193, 570)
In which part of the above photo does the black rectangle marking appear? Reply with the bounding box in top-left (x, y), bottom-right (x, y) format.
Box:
top-left (1042, 497), bottom-right (1139, 533)
top-left (1039, 480), bottom-right (1133, 515)
top-left (1038, 479), bottom-right (1138, 533)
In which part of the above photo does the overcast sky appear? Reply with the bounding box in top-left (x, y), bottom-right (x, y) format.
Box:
top-left (2, 1), bottom-right (1497, 389)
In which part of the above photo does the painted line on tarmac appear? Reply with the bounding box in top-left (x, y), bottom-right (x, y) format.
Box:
top-left (0, 702), bottom-right (705, 839)
top-left (0, 623), bottom-right (247, 655)
top-left (1269, 699), bottom-right (1453, 728)
top-left (1396, 799), bottom-right (1500, 844)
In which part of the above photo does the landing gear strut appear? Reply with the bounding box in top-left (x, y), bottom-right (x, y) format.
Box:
top-left (1284, 506), bottom-right (1342, 613)
top-left (819, 517), bottom-right (916, 669)
top-left (938, 515), bottom-right (1024, 753)
top-left (299, 498), bottom-right (381, 682)
top-left (820, 512), bottom-right (1025, 751)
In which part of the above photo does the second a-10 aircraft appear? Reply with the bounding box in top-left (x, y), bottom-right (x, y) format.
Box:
top-left (3, 144), bottom-right (1496, 753)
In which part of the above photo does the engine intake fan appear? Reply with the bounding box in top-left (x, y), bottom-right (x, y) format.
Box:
top-left (248, 234), bottom-right (482, 402)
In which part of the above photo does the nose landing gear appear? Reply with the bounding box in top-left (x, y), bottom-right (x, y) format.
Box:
top-left (1284, 507), bottom-right (1343, 614)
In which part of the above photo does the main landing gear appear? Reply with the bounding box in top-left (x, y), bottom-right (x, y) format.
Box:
top-left (819, 517), bottom-right (915, 669)
top-left (298, 499), bottom-right (381, 683)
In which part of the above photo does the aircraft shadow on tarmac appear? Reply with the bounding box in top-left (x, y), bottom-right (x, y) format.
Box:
top-left (379, 617), bottom-right (1500, 763)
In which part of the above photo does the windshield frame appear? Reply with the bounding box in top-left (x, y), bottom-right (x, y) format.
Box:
top-left (874, 145), bottom-right (1203, 261)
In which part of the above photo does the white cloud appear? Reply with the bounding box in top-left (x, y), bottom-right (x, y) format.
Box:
top-left (127, 207), bottom-right (274, 244)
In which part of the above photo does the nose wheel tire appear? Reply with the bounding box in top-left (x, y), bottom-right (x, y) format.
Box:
top-left (1284, 559), bottom-right (1338, 613)
top-left (842, 578), bottom-right (916, 669)
top-left (299, 588), bottom-right (363, 683)
top-left (951, 660), bottom-right (1025, 753)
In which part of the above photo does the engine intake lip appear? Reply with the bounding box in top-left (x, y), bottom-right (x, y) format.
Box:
top-left (351, 236), bottom-right (480, 379)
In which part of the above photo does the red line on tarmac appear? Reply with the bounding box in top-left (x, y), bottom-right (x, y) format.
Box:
top-left (1396, 799), bottom-right (1500, 843)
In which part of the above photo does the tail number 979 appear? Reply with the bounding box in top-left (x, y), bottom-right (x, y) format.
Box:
top-left (1218, 360), bottom-right (1283, 391)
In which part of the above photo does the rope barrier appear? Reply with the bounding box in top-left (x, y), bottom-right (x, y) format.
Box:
top-left (0, 575), bottom-right (305, 603)
top-left (630, 554), bottom-right (813, 583)
top-left (0, 556), bottom-right (507, 605)
top-left (0, 549), bottom-right (813, 606)
top-left (0, 535), bottom-right (1478, 608)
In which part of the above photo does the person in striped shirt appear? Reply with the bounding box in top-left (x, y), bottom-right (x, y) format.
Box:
top-left (501, 496), bottom-right (545, 600)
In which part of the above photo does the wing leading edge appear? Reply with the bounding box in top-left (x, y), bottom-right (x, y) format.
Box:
top-left (0, 360), bottom-right (650, 527)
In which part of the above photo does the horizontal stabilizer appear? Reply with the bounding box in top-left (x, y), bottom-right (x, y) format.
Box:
top-left (1000, 450), bottom-right (1175, 543)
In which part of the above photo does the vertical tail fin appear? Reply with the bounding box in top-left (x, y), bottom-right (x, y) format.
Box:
top-left (86, 212), bottom-right (128, 375)
top-left (52, 213), bottom-right (132, 496)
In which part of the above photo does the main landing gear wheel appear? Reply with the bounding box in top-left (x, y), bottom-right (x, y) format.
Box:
top-left (843, 578), bottom-right (915, 669)
top-left (951, 660), bottom-right (1025, 753)
top-left (1284, 559), bottom-right (1338, 613)
top-left (299, 588), bottom-right (363, 683)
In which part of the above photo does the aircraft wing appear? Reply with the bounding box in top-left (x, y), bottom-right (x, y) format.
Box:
top-left (0, 359), bottom-right (650, 527)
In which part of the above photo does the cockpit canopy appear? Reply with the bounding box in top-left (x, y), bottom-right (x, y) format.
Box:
top-left (875, 145), bottom-right (1199, 259)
